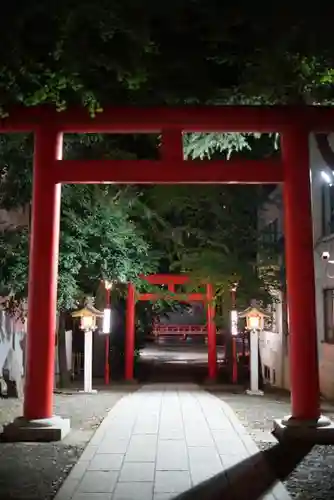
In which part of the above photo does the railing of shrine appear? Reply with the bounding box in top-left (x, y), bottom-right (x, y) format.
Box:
top-left (152, 324), bottom-right (208, 336)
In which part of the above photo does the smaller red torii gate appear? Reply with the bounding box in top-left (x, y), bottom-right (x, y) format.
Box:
top-left (124, 274), bottom-right (217, 381)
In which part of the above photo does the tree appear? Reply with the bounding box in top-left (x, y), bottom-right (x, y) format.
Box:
top-left (1, 4), bottom-right (334, 112)
top-left (0, 3), bottom-right (320, 364)
top-left (143, 182), bottom-right (279, 317)
top-left (0, 131), bottom-right (164, 385)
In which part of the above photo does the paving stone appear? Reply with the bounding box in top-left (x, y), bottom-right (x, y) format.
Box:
top-left (113, 481), bottom-right (154, 499)
top-left (154, 470), bottom-right (192, 494)
top-left (54, 384), bottom-right (291, 500)
top-left (72, 494), bottom-right (112, 500)
top-left (119, 462), bottom-right (155, 482)
top-left (55, 478), bottom-right (80, 500)
top-left (156, 440), bottom-right (188, 470)
top-left (184, 430), bottom-right (214, 447)
top-left (76, 470), bottom-right (118, 493)
top-left (219, 454), bottom-right (243, 469)
top-left (133, 419), bottom-right (159, 434)
top-left (69, 460), bottom-right (90, 480)
top-left (88, 453), bottom-right (124, 471)
top-left (188, 446), bottom-right (221, 467)
top-left (153, 494), bottom-right (174, 500)
top-left (103, 423), bottom-right (134, 440)
top-left (159, 425), bottom-right (184, 440)
top-left (212, 430), bottom-right (248, 456)
top-left (125, 434), bottom-right (157, 462)
top-left (190, 463), bottom-right (224, 486)
top-left (80, 444), bottom-right (98, 461)
top-left (97, 438), bottom-right (129, 454)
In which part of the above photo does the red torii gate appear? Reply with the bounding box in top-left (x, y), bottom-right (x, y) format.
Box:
top-left (0, 105), bottom-right (333, 442)
top-left (125, 274), bottom-right (217, 381)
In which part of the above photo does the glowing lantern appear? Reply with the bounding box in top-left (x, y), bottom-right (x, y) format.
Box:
top-left (71, 300), bottom-right (103, 393)
top-left (238, 306), bottom-right (270, 331)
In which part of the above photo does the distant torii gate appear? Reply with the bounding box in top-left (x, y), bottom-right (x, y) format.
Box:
top-left (125, 274), bottom-right (217, 381)
top-left (1, 105), bottom-right (333, 442)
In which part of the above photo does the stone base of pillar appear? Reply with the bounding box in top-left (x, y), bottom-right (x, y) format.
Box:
top-left (0, 415), bottom-right (70, 442)
top-left (78, 389), bottom-right (98, 394)
top-left (273, 414), bottom-right (334, 444)
top-left (246, 389), bottom-right (264, 396)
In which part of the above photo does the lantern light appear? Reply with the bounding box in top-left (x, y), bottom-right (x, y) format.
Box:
top-left (104, 279), bottom-right (113, 291)
top-left (71, 299), bottom-right (103, 332)
top-left (80, 314), bottom-right (96, 332)
top-left (238, 306), bottom-right (270, 331)
top-left (321, 168), bottom-right (334, 185)
top-left (247, 314), bottom-right (261, 330)
top-left (230, 310), bottom-right (238, 336)
top-left (102, 308), bottom-right (111, 334)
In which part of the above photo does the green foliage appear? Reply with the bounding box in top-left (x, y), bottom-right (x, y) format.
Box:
top-left (0, 3), bottom-right (304, 319)
top-left (0, 134), bottom-right (159, 312)
top-left (143, 183), bottom-right (279, 317)
top-left (0, 226), bottom-right (29, 298)
top-left (0, 4), bottom-right (334, 113)
top-left (184, 133), bottom-right (258, 160)
top-left (0, 134), bottom-right (33, 209)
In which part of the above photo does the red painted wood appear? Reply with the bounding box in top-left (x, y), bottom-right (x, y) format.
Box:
top-left (2, 105), bottom-right (334, 133)
top-left (137, 293), bottom-right (205, 302)
top-left (206, 283), bottom-right (217, 380)
top-left (161, 130), bottom-right (184, 160)
top-left (52, 158), bottom-right (283, 184)
top-left (125, 283), bottom-right (136, 381)
top-left (140, 274), bottom-right (191, 285)
top-left (153, 325), bottom-right (207, 335)
top-left (23, 129), bottom-right (62, 420)
top-left (282, 127), bottom-right (320, 420)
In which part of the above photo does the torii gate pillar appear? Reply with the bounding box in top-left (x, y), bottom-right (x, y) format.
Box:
top-left (273, 127), bottom-right (334, 442)
top-left (1, 129), bottom-right (70, 442)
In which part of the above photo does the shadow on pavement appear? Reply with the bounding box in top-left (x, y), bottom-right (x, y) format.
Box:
top-left (174, 440), bottom-right (312, 500)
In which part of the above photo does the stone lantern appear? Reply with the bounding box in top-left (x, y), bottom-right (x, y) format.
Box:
top-left (71, 298), bottom-right (103, 393)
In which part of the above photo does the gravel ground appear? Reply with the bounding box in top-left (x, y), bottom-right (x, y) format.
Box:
top-left (214, 391), bottom-right (334, 500)
top-left (0, 386), bottom-right (133, 500)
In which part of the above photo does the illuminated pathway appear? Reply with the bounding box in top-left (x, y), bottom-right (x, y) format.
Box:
top-left (55, 385), bottom-right (291, 500)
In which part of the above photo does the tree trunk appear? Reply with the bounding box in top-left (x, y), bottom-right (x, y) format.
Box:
top-left (57, 311), bottom-right (71, 388)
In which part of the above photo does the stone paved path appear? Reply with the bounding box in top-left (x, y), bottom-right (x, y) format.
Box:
top-left (55, 384), bottom-right (291, 500)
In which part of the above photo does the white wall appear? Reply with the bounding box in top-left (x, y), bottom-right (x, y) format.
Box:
top-left (55, 330), bottom-right (73, 376)
top-left (0, 309), bottom-right (26, 392)
top-left (257, 186), bottom-right (286, 387)
top-left (258, 133), bottom-right (334, 399)
top-left (0, 207), bottom-right (29, 390)
top-left (310, 133), bottom-right (334, 398)
top-left (0, 205), bottom-right (30, 230)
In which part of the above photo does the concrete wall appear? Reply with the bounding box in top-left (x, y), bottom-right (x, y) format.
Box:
top-left (310, 133), bottom-right (334, 398)
top-left (258, 133), bottom-right (334, 399)
top-left (0, 309), bottom-right (26, 387)
top-left (0, 207), bottom-right (29, 389)
top-left (257, 187), bottom-right (283, 234)
top-left (0, 205), bottom-right (30, 230)
top-left (257, 186), bottom-right (287, 387)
